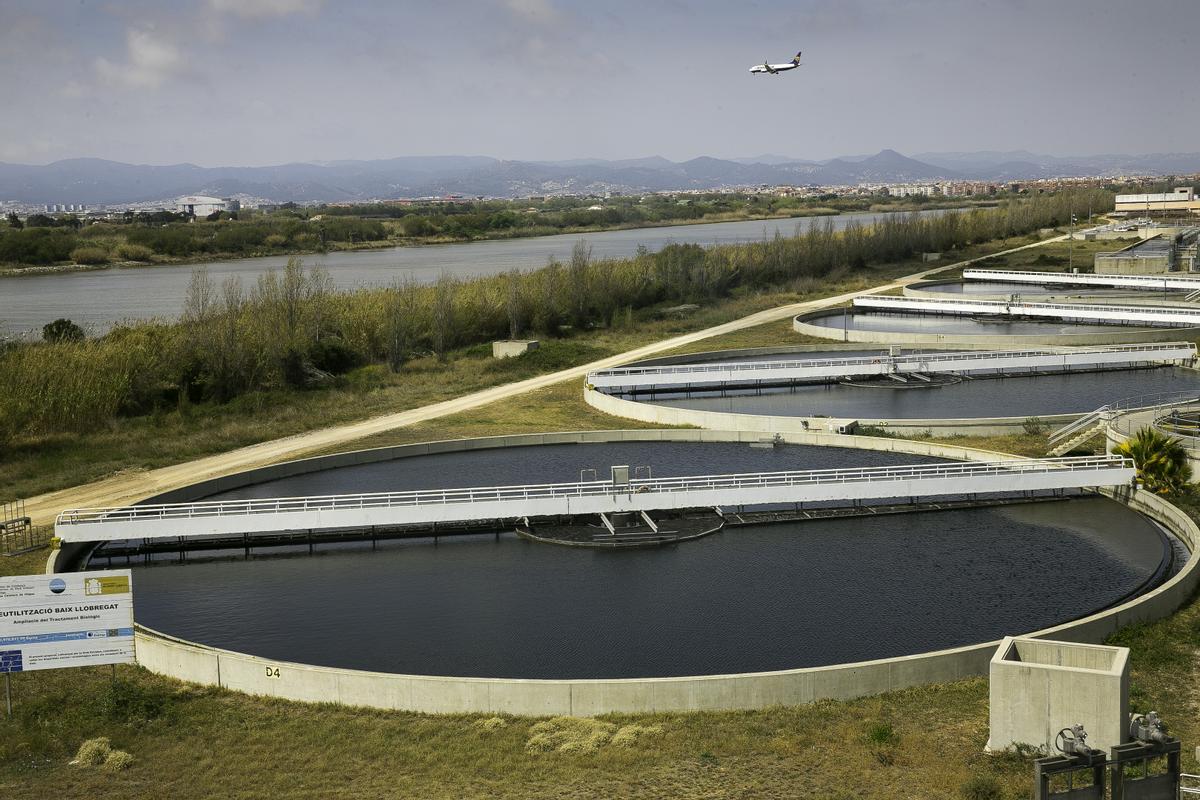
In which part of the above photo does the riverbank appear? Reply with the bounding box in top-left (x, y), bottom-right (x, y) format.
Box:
top-left (0, 202), bottom-right (983, 278)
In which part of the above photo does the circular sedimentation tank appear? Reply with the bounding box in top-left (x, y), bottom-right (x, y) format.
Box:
top-left (94, 438), bottom-right (1176, 681)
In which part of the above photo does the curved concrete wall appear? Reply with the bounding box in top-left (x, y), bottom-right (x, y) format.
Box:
top-left (584, 386), bottom-right (1078, 436)
top-left (902, 280), bottom-right (1193, 305)
top-left (793, 309), bottom-right (1199, 346)
top-left (79, 428), bottom-right (1200, 717)
top-left (130, 480), bottom-right (1198, 717)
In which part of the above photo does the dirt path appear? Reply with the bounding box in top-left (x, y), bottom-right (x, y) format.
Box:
top-left (23, 235), bottom-right (1065, 524)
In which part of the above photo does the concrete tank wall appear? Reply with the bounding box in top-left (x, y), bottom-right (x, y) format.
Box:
top-left (78, 428), bottom-right (1199, 717)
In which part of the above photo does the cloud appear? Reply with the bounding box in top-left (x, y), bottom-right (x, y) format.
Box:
top-left (95, 27), bottom-right (183, 89)
top-left (208, 0), bottom-right (322, 17)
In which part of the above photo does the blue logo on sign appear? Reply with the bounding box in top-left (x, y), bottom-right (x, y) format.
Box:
top-left (49, 578), bottom-right (66, 594)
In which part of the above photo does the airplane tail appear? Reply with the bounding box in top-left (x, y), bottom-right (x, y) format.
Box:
top-left (792, 51), bottom-right (802, 64)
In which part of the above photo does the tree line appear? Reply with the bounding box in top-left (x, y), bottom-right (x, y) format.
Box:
top-left (0, 191), bottom-right (1112, 445)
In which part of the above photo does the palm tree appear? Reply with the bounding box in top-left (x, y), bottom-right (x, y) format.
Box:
top-left (1112, 427), bottom-right (1194, 495)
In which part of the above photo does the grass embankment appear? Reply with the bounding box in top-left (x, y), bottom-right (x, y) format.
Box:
top-left (937, 236), bottom-right (1132, 279)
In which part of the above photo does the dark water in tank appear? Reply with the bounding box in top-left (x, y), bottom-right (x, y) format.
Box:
top-left (920, 281), bottom-right (1179, 298)
top-left (804, 310), bottom-right (1160, 335)
top-left (648, 366), bottom-right (1200, 419)
top-left (121, 442), bottom-right (1170, 679)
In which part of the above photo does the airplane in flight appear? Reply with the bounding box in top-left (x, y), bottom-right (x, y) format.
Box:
top-left (749, 51), bottom-right (803, 75)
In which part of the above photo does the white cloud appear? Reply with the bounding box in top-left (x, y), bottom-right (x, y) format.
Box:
top-left (208, 0), bottom-right (322, 18)
top-left (95, 27), bottom-right (183, 89)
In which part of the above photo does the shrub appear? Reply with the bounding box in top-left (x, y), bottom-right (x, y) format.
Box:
top-left (264, 234), bottom-right (287, 248)
top-left (865, 721), bottom-right (900, 747)
top-left (610, 724), bottom-right (663, 748)
top-left (472, 716), bottom-right (508, 732)
top-left (1022, 416), bottom-right (1049, 436)
top-left (70, 246), bottom-right (109, 264)
top-left (98, 677), bottom-right (169, 722)
top-left (43, 318), bottom-right (85, 343)
top-left (102, 749), bottom-right (135, 771)
top-left (526, 717), bottom-right (616, 754)
top-left (309, 336), bottom-right (363, 375)
top-left (960, 775), bottom-right (1004, 800)
top-left (115, 243), bottom-right (154, 261)
top-left (74, 737), bottom-right (111, 766)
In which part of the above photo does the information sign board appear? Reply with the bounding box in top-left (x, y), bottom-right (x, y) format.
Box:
top-left (0, 570), bottom-right (134, 673)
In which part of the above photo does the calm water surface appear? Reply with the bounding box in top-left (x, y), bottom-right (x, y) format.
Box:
top-left (0, 209), bottom-right (954, 336)
top-left (649, 366), bottom-right (1200, 419)
top-left (121, 442), bottom-right (1168, 678)
top-left (805, 310), bottom-right (1156, 336)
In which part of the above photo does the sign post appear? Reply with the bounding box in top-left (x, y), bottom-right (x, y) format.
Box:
top-left (0, 570), bottom-right (135, 714)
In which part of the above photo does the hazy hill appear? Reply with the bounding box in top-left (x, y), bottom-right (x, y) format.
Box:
top-left (3, 149), bottom-right (1199, 205)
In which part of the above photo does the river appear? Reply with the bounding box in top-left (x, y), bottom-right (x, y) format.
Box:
top-left (0, 208), bottom-right (954, 337)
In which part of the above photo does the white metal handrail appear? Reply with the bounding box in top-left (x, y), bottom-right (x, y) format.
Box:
top-left (963, 268), bottom-right (1200, 288)
top-left (56, 456), bottom-right (1130, 527)
top-left (589, 343), bottom-right (1194, 381)
top-left (856, 295), bottom-right (1200, 320)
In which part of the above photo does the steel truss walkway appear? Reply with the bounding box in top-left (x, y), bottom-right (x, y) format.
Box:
top-left (586, 343), bottom-right (1196, 391)
top-left (853, 295), bottom-right (1200, 326)
top-left (55, 456), bottom-right (1134, 543)
top-left (962, 268), bottom-right (1200, 292)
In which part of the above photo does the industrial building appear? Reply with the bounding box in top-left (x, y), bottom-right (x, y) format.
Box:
top-left (1094, 227), bottom-right (1200, 275)
top-left (1113, 186), bottom-right (1200, 215)
top-left (175, 195), bottom-right (241, 217)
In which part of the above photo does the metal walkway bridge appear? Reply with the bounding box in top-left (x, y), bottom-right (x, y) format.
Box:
top-left (961, 268), bottom-right (1200, 293)
top-left (586, 343), bottom-right (1196, 392)
top-left (853, 295), bottom-right (1200, 327)
top-left (55, 456), bottom-right (1134, 543)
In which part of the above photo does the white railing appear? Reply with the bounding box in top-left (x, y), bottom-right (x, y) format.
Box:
top-left (56, 456), bottom-right (1132, 529)
top-left (854, 295), bottom-right (1200, 325)
top-left (589, 343), bottom-right (1194, 382)
top-left (962, 268), bottom-right (1200, 290)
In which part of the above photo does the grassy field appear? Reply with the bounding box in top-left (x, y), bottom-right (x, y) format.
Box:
top-left (938, 235), bottom-right (1132, 279)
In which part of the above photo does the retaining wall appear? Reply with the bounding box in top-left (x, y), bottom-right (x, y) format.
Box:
top-left (75, 428), bottom-right (1200, 717)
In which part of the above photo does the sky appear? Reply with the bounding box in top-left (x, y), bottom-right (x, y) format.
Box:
top-left (2, 0), bottom-right (1199, 166)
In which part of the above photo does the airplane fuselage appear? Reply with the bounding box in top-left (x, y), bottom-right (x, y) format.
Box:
top-left (749, 62), bottom-right (800, 75)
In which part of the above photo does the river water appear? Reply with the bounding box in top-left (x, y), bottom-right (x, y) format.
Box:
top-left (116, 440), bottom-right (1169, 679)
top-left (0, 209), bottom-right (954, 337)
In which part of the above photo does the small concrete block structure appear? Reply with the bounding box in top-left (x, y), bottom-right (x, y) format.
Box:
top-left (492, 340), bottom-right (540, 359)
top-left (987, 637), bottom-right (1129, 755)
top-left (921, 252), bottom-right (942, 262)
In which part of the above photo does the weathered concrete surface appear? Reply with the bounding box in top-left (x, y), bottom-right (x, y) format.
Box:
top-left (492, 340), bottom-right (540, 358)
top-left (987, 637), bottom-right (1129, 755)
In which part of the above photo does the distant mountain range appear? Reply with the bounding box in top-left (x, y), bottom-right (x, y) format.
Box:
top-left (3, 149), bottom-right (1199, 205)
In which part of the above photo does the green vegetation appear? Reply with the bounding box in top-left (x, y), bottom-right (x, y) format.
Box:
top-left (0, 193), bottom-right (1109, 457)
top-left (1113, 426), bottom-right (1194, 494)
top-left (0, 190), bottom-right (1084, 270)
